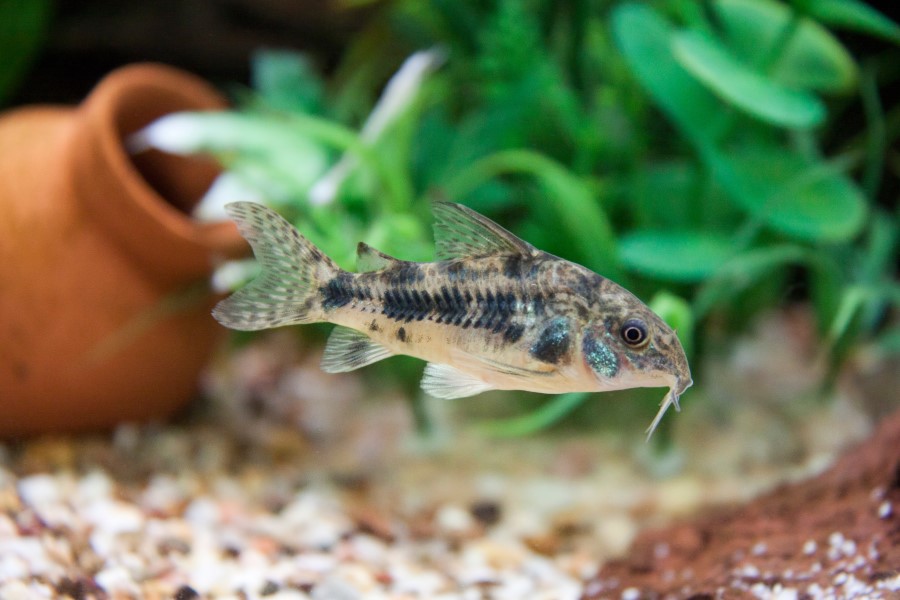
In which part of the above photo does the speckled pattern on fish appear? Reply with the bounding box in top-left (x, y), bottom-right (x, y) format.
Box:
top-left (213, 201), bottom-right (692, 437)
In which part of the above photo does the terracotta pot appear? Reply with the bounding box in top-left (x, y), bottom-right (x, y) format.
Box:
top-left (0, 64), bottom-right (247, 436)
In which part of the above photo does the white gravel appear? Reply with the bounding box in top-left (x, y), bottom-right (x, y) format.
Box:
top-left (0, 316), bottom-right (888, 599)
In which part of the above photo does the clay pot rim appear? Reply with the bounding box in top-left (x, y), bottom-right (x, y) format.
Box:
top-left (72, 63), bottom-right (247, 280)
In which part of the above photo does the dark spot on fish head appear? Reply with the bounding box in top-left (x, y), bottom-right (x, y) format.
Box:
top-left (529, 316), bottom-right (571, 365)
top-left (369, 320), bottom-right (380, 332)
top-left (573, 302), bottom-right (589, 321)
top-left (602, 316), bottom-right (616, 335)
top-left (397, 326), bottom-right (407, 342)
top-left (582, 327), bottom-right (618, 379)
top-left (556, 264), bottom-right (604, 301)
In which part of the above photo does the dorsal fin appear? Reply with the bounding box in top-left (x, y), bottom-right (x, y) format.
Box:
top-left (356, 242), bottom-right (399, 272)
top-left (432, 202), bottom-right (537, 260)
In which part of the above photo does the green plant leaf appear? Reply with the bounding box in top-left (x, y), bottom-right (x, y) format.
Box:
top-left (364, 213), bottom-right (432, 263)
top-left (477, 392), bottom-right (589, 437)
top-left (859, 211), bottom-right (898, 284)
top-left (810, 249), bottom-right (845, 331)
top-left (714, 0), bottom-right (858, 93)
top-left (251, 49), bottom-right (324, 114)
top-left (672, 31), bottom-right (826, 128)
top-left (824, 282), bottom-right (900, 360)
top-left (611, 2), bottom-right (723, 149)
top-left (692, 244), bottom-right (822, 316)
top-left (619, 231), bottom-right (734, 282)
top-left (649, 291), bottom-right (695, 357)
top-left (438, 73), bottom-right (552, 175)
top-left (629, 161), bottom-right (693, 229)
top-left (877, 328), bottom-right (900, 354)
top-left (804, 0), bottom-right (900, 44)
top-left (706, 147), bottom-right (868, 242)
top-left (134, 112), bottom-right (332, 202)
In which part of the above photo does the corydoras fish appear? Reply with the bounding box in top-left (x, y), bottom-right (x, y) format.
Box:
top-left (213, 201), bottom-right (692, 437)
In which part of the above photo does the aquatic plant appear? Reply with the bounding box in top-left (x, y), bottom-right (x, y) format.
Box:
top-left (138, 0), bottom-right (899, 436)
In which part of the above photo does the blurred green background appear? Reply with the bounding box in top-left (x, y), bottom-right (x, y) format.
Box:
top-left (5, 0), bottom-right (898, 438)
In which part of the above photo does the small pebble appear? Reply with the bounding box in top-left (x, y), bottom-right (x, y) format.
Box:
top-left (653, 542), bottom-right (670, 559)
top-left (876, 573), bottom-right (900, 592)
top-left (470, 500), bottom-right (502, 526)
top-left (95, 565), bottom-right (140, 596)
top-left (867, 540), bottom-right (881, 561)
top-left (174, 584), bottom-right (201, 600)
top-left (436, 504), bottom-right (475, 534)
top-left (621, 587), bottom-right (641, 600)
top-left (841, 574), bottom-right (872, 597)
top-left (17, 474), bottom-right (61, 507)
top-left (737, 564), bottom-right (760, 579)
top-left (0, 580), bottom-right (55, 600)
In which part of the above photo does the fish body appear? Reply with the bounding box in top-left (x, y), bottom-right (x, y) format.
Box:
top-left (213, 201), bottom-right (692, 437)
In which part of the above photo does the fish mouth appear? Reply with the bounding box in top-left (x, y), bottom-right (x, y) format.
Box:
top-left (644, 375), bottom-right (692, 441)
top-left (673, 376), bottom-right (693, 408)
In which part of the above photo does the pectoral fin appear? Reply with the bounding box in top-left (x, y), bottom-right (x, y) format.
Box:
top-left (449, 348), bottom-right (555, 381)
top-left (420, 363), bottom-right (495, 399)
top-left (321, 326), bottom-right (394, 373)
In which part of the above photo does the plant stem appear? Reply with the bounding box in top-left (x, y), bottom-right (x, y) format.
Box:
top-left (285, 114), bottom-right (407, 210)
top-left (567, 0), bottom-right (589, 99)
top-left (860, 62), bottom-right (886, 200)
top-left (477, 392), bottom-right (589, 437)
top-left (757, 10), bottom-right (801, 74)
top-left (708, 7), bottom-right (803, 145)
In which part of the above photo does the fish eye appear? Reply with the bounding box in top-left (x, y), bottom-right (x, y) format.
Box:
top-left (620, 319), bottom-right (648, 347)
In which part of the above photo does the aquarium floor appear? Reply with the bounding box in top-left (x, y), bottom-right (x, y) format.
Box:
top-left (1, 312), bottom-right (898, 599)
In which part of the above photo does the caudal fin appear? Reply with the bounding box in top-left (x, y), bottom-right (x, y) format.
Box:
top-left (212, 202), bottom-right (338, 331)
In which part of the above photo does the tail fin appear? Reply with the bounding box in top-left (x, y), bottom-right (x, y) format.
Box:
top-left (212, 202), bottom-right (338, 331)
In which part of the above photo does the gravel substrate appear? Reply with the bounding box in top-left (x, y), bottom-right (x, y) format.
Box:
top-left (1, 311), bottom-right (895, 599)
top-left (1, 423), bottom-right (728, 600)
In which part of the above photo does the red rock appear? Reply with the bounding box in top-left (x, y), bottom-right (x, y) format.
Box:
top-left (585, 408), bottom-right (900, 598)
